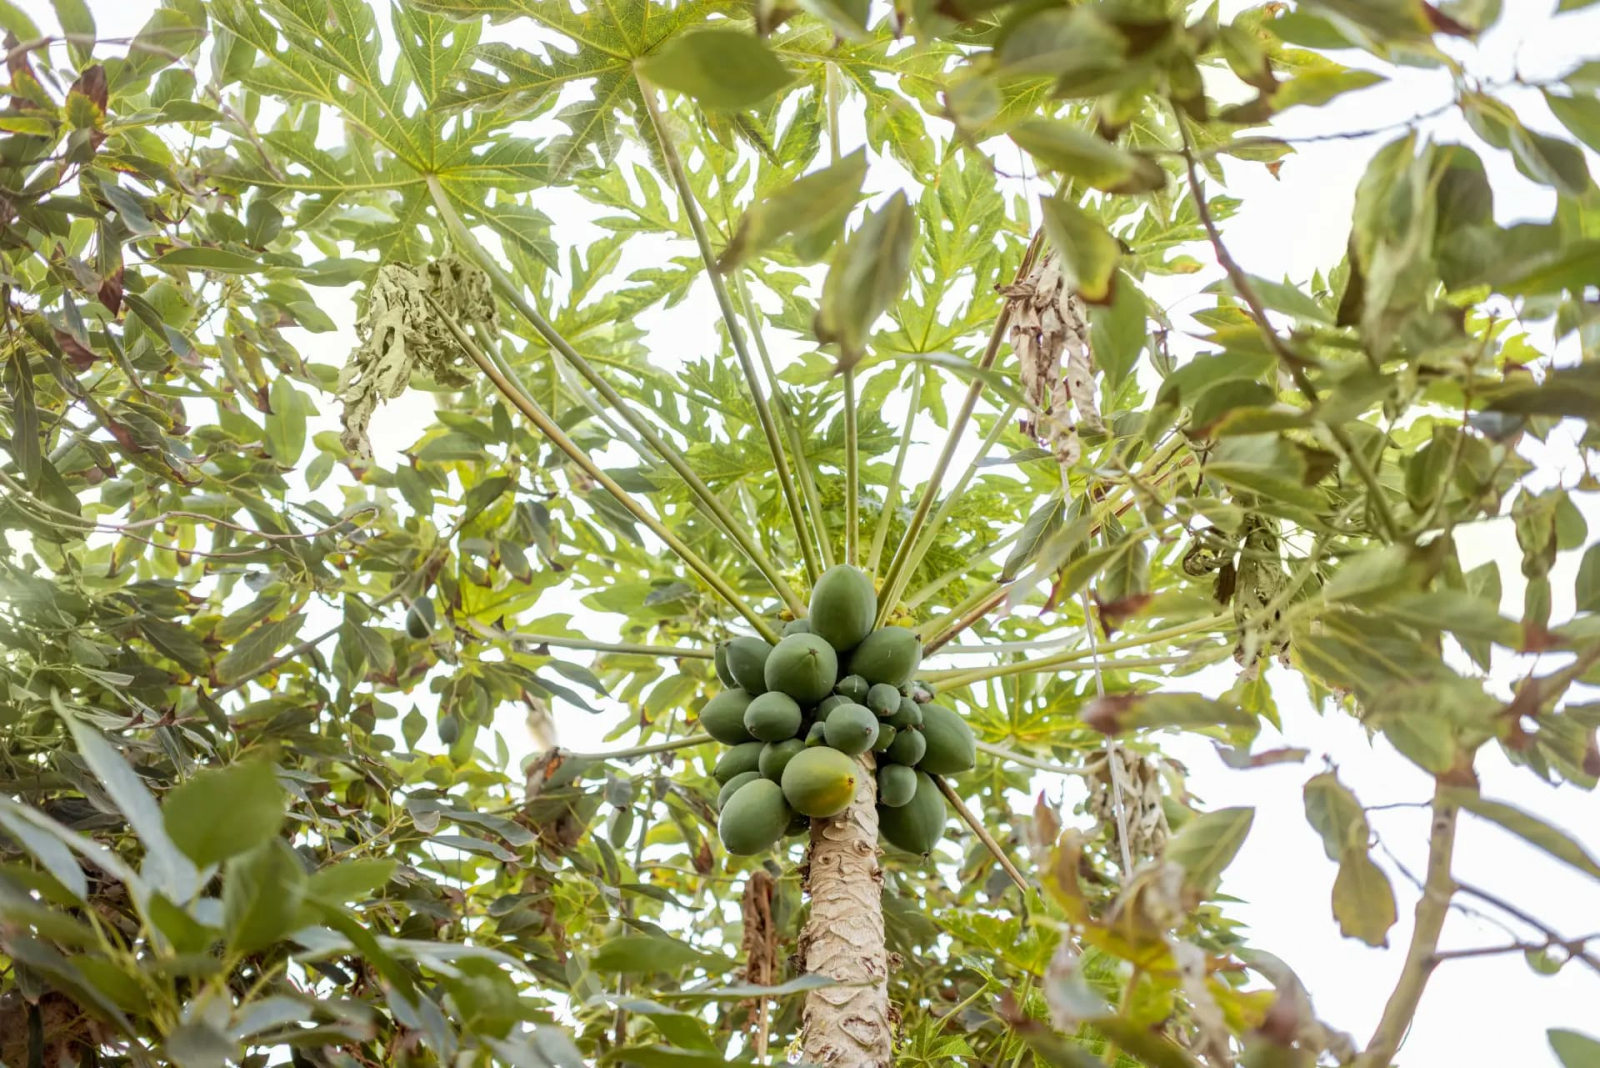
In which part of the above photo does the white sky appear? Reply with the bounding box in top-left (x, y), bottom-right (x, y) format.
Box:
top-left (25, 0), bottom-right (1600, 1063)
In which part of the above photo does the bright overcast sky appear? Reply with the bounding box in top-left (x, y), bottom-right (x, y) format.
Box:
top-left (23, 0), bottom-right (1600, 1063)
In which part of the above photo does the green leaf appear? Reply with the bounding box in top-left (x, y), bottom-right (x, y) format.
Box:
top-left (1088, 273), bottom-right (1146, 390)
top-left (720, 149), bottom-right (868, 268)
top-left (589, 933), bottom-right (717, 974)
top-left (1001, 495), bottom-right (1064, 583)
top-left (1165, 807), bottom-right (1254, 894)
top-left (1009, 120), bottom-right (1166, 194)
top-left (639, 30), bottom-right (792, 109)
top-left (1303, 772), bottom-right (1369, 860)
top-left (1551, 1030), bottom-right (1600, 1068)
top-left (62, 710), bottom-right (199, 902)
top-left (1545, 91), bottom-right (1600, 154)
top-left (223, 840), bottom-right (307, 954)
top-left (1579, 544), bottom-right (1600, 614)
top-left (817, 192), bottom-right (915, 366)
top-left (50, 0), bottom-right (94, 64)
top-left (1331, 848), bottom-right (1397, 947)
top-left (307, 858), bottom-right (397, 903)
top-left (1039, 196), bottom-right (1120, 304)
top-left (659, 973), bottom-right (838, 1000)
top-left (0, 806), bottom-right (89, 902)
top-left (163, 762), bottom-right (286, 869)
top-left (1448, 791), bottom-right (1600, 880)
top-left (265, 376), bottom-right (310, 466)
top-left (155, 247), bottom-right (280, 274)
top-left (1557, 0), bottom-right (1600, 9)
top-left (216, 614), bottom-right (306, 685)
top-left (0, 1), bottom-right (43, 38)
top-left (1082, 692), bottom-right (1256, 735)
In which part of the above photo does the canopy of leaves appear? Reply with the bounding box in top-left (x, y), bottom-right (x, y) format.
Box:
top-left (1, 0), bottom-right (1598, 1065)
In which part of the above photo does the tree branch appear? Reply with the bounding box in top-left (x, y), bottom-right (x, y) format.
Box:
top-left (1357, 783), bottom-right (1459, 1068)
top-left (1174, 120), bottom-right (1401, 543)
top-left (933, 774), bottom-right (1030, 895)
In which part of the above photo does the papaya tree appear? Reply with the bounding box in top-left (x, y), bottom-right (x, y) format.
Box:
top-left (2, 0), bottom-right (1600, 1065)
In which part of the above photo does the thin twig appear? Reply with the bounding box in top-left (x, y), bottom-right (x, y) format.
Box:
top-left (933, 774), bottom-right (1030, 895)
top-left (1175, 118), bottom-right (1400, 542)
top-left (1454, 879), bottom-right (1600, 977)
top-left (976, 740), bottom-right (1100, 777)
top-left (469, 621), bottom-right (714, 659)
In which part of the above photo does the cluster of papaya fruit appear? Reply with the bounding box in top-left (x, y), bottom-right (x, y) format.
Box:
top-left (706, 564), bottom-right (975, 858)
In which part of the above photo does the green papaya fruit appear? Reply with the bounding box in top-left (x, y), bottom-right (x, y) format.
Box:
top-left (878, 771), bottom-right (945, 855)
top-left (700, 689), bottom-right (755, 745)
top-left (714, 741), bottom-right (765, 784)
top-left (866, 682), bottom-right (902, 717)
top-left (406, 598), bottom-right (435, 639)
top-left (845, 626), bottom-right (921, 687)
top-left (780, 747), bottom-right (859, 818)
top-left (809, 564), bottom-right (877, 653)
top-left (835, 674), bottom-right (870, 703)
top-left (744, 691), bottom-right (802, 742)
top-left (823, 702), bottom-right (879, 756)
top-left (764, 633), bottom-right (839, 705)
top-left (891, 696), bottom-right (923, 730)
top-left (714, 641), bottom-right (737, 688)
top-left (725, 636), bottom-right (773, 695)
top-left (816, 694), bottom-right (851, 719)
top-left (783, 618), bottom-right (811, 636)
top-left (884, 726), bottom-right (926, 766)
top-left (718, 779), bottom-right (793, 855)
top-left (804, 721), bottom-right (827, 747)
top-left (760, 738), bottom-right (806, 780)
top-left (918, 704), bottom-right (976, 775)
top-left (717, 770), bottom-right (761, 810)
top-left (877, 763), bottom-right (917, 808)
top-left (872, 724), bottom-right (896, 752)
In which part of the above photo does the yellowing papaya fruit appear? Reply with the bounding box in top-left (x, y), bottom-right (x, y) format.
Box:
top-left (918, 704), bottom-right (976, 775)
top-left (878, 771), bottom-right (945, 854)
top-left (717, 770), bottom-right (761, 809)
top-left (700, 689), bottom-right (755, 745)
top-left (763, 633), bottom-right (839, 705)
top-left (877, 763), bottom-right (917, 808)
top-left (845, 626), bottom-right (921, 687)
top-left (866, 682), bottom-right (901, 717)
top-left (823, 702), bottom-right (878, 756)
top-left (809, 564), bottom-right (877, 653)
top-left (726, 636), bottom-right (773, 695)
top-left (744, 691), bottom-right (802, 742)
top-left (714, 741), bottom-right (765, 784)
top-left (718, 778), bottom-right (793, 855)
top-left (780, 746), bottom-right (859, 818)
top-left (714, 641), bottom-right (737, 688)
top-left (760, 738), bottom-right (806, 780)
top-left (884, 726), bottom-right (926, 766)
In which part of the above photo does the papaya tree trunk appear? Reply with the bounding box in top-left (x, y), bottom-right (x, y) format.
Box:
top-left (799, 756), bottom-right (894, 1066)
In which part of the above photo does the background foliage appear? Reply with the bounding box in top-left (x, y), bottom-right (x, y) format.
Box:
top-left (1, 0), bottom-right (1599, 1065)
